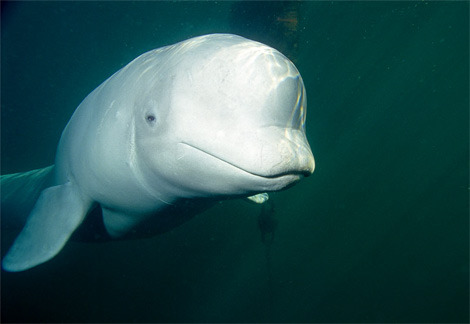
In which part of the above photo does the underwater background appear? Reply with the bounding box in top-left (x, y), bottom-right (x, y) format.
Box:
top-left (1, 1), bottom-right (468, 323)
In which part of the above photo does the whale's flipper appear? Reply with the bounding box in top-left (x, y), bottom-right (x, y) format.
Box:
top-left (2, 182), bottom-right (89, 272)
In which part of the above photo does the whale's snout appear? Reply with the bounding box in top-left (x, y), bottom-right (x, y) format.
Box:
top-left (179, 125), bottom-right (314, 192)
top-left (290, 149), bottom-right (315, 178)
top-left (255, 126), bottom-right (314, 180)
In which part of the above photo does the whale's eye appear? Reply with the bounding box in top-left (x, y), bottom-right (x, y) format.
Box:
top-left (146, 114), bottom-right (156, 124)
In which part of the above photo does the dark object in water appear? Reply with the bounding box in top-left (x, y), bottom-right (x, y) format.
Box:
top-left (257, 198), bottom-right (278, 319)
top-left (258, 199), bottom-right (278, 246)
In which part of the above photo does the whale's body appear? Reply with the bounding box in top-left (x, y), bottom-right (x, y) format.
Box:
top-left (1, 34), bottom-right (314, 272)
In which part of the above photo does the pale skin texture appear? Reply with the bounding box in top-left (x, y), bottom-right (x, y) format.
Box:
top-left (2, 34), bottom-right (314, 272)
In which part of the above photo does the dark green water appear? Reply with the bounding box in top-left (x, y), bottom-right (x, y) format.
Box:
top-left (1, 1), bottom-right (468, 323)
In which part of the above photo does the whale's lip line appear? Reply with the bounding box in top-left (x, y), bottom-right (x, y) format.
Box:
top-left (179, 142), bottom-right (305, 180)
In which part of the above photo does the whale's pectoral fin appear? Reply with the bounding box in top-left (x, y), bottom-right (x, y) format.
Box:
top-left (2, 182), bottom-right (89, 272)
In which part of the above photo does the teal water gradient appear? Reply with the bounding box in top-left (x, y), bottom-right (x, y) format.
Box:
top-left (1, 1), bottom-right (468, 322)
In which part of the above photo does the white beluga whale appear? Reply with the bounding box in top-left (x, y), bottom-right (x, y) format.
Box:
top-left (1, 34), bottom-right (315, 272)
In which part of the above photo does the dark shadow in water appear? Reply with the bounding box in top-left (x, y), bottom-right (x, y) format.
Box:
top-left (229, 1), bottom-right (302, 62)
top-left (257, 199), bottom-right (278, 321)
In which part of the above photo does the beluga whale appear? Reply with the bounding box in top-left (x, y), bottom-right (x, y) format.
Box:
top-left (1, 34), bottom-right (315, 272)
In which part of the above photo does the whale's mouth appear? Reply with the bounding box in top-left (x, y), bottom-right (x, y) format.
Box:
top-left (180, 142), bottom-right (312, 180)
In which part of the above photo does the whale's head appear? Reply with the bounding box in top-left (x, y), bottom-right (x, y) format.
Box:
top-left (133, 34), bottom-right (314, 200)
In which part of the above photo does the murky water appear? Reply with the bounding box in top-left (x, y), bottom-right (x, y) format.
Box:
top-left (1, 1), bottom-right (468, 322)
